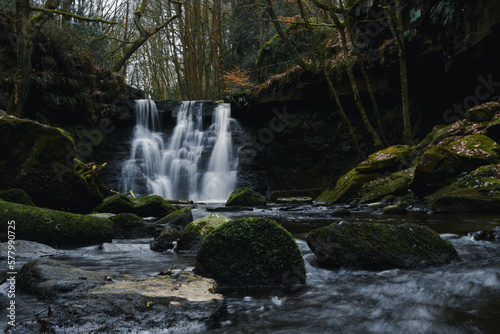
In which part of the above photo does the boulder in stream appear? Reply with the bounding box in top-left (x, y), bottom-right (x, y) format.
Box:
top-left (225, 187), bottom-right (266, 206)
top-left (0, 240), bottom-right (57, 259)
top-left (14, 271), bottom-right (225, 333)
top-left (179, 213), bottom-right (231, 251)
top-left (109, 213), bottom-right (156, 239)
top-left (93, 193), bottom-right (177, 217)
top-left (18, 258), bottom-right (133, 301)
top-left (195, 217), bottom-right (306, 288)
top-left (307, 222), bottom-right (459, 270)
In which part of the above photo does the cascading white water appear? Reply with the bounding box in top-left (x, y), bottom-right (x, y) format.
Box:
top-left (119, 100), bottom-right (238, 201)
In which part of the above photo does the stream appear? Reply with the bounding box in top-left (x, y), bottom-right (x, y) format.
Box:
top-left (2, 205), bottom-right (500, 333)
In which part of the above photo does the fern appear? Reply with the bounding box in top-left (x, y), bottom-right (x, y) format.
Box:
top-left (430, 0), bottom-right (466, 32)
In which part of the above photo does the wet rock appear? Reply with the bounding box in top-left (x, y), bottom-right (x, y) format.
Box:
top-left (429, 164), bottom-right (500, 214)
top-left (307, 222), bottom-right (459, 270)
top-left (0, 240), bottom-right (57, 259)
top-left (93, 193), bottom-right (177, 218)
top-left (431, 191), bottom-right (500, 214)
top-left (0, 188), bottom-right (34, 206)
top-left (179, 214), bottom-right (231, 251)
top-left (0, 201), bottom-right (113, 246)
top-left (471, 226), bottom-right (500, 242)
top-left (331, 207), bottom-right (351, 217)
top-left (155, 208), bottom-right (193, 229)
top-left (275, 197), bottom-right (313, 204)
top-left (195, 217), bottom-right (306, 288)
top-left (17, 259), bottom-right (132, 301)
top-left (110, 213), bottom-right (156, 239)
top-left (270, 188), bottom-right (326, 201)
top-left (381, 203), bottom-right (408, 214)
top-left (150, 225), bottom-right (182, 252)
top-left (14, 272), bottom-right (225, 333)
top-left (225, 187), bottom-right (266, 206)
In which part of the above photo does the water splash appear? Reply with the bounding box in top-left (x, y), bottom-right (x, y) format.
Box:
top-left (119, 100), bottom-right (238, 201)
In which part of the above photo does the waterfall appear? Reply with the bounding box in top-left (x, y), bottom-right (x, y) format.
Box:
top-left (119, 100), bottom-right (238, 201)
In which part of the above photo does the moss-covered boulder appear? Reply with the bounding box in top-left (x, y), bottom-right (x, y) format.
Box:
top-left (93, 194), bottom-right (177, 217)
top-left (0, 188), bottom-right (34, 206)
top-left (0, 201), bottom-right (113, 246)
top-left (195, 217), bottom-right (306, 288)
top-left (275, 197), bottom-right (313, 204)
top-left (179, 213), bottom-right (231, 251)
top-left (155, 208), bottom-right (193, 229)
top-left (465, 102), bottom-right (500, 122)
top-left (359, 169), bottom-right (414, 203)
top-left (0, 115), bottom-right (107, 212)
top-left (410, 145), bottom-right (463, 197)
top-left (307, 222), bottom-right (458, 270)
top-left (445, 134), bottom-right (500, 169)
top-left (315, 169), bottom-right (382, 203)
top-left (355, 145), bottom-right (414, 174)
top-left (429, 164), bottom-right (500, 214)
top-left (109, 213), bottom-right (156, 239)
top-left (226, 187), bottom-right (266, 206)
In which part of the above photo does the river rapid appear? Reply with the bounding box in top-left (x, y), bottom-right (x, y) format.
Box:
top-left (2, 205), bottom-right (500, 333)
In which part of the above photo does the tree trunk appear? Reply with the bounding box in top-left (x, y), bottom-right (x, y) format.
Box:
top-left (329, 12), bottom-right (383, 149)
top-left (7, 0), bottom-right (33, 118)
top-left (394, 0), bottom-right (413, 145)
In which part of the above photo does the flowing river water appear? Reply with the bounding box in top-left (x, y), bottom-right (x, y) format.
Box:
top-left (2, 205), bottom-right (500, 333)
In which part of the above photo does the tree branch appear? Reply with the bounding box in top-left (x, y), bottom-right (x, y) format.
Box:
top-left (30, 7), bottom-right (117, 24)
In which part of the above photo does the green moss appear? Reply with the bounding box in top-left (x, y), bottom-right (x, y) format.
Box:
top-left (156, 208), bottom-right (193, 227)
top-left (315, 169), bottom-right (382, 203)
top-left (0, 188), bottom-right (35, 206)
top-left (307, 222), bottom-right (458, 269)
top-left (93, 194), bottom-right (177, 217)
top-left (0, 201), bottom-right (113, 246)
top-left (445, 134), bottom-right (500, 167)
top-left (226, 187), bottom-right (266, 207)
top-left (180, 214), bottom-right (231, 250)
top-left (355, 145), bottom-right (413, 174)
top-left (195, 217), bottom-right (306, 288)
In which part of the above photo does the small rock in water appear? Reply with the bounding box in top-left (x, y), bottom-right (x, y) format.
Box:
top-left (0, 240), bottom-right (58, 259)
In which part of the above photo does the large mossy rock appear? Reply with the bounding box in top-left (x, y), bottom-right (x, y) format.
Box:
top-left (410, 145), bottom-right (463, 197)
top-left (355, 145), bottom-right (414, 174)
top-left (195, 217), bottom-right (306, 288)
top-left (465, 102), bottom-right (500, 122)
top-left (109, 213), bottom-right (156, 239)
top-left (14, 272), bottom-right (225, 333)
top-left (0, 201), bottom-right (113, 246)
top-left (179, 213), bottom-right (231, 251)
top-left (93, 193), bottom-right (177, 217)
top-left (359, 168), bottom-right (414, 203)
top-left (429, 164), bottom-right (500, 213)
top-left (445, 134), bottom-right (500, 168)
top-left (0, 115), bottom-right (107, 212)
top-left (307, 222), bottom-right (458, 270)
top-left (18, 258), bottom-right (132, 301)
top-left (315, 169), bottom-right (382, 203)
top-left (156, 207), bottom-right (193, 228)
top-left (226, 187), bottom-right (266, 206)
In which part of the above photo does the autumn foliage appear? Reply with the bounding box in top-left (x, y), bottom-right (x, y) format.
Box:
top-left (223, 67), bottom-right (256, 95)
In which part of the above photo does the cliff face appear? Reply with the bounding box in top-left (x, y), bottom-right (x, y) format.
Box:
top-left (230, 0), bottom-right (500, 194)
